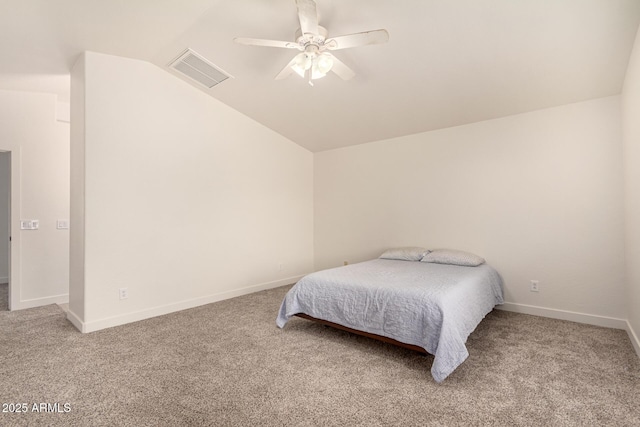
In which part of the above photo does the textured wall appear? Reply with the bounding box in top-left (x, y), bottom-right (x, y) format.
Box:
top-left (315, 96), bottom-right (625, 320)
top-left (70, 52), bottom-right (313, 331)
top-left (622, 25), bottom-right (640, 350)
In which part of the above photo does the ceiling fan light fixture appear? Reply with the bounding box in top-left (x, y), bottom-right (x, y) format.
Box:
top-left (311, 65), bottom-right (326, 80)
top-left (234, 0), bottom-right (389, 83)
top-left (292, 52), bottom-right (311, 77)
top-left (291, 52), bottom-right (333, 80)
top-left (316, 53), bottom-right (333, 74)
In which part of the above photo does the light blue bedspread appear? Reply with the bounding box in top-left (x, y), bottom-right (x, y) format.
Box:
top-left (276, 259), bottom-right (504, 382)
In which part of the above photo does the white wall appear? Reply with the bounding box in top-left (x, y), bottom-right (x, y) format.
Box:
top-left (0, 90), bottom-right (69, 310)
top-left (0, 89), bottom-right (70, 309)
top-left (70, 57), bottom-right (86, 321)
top-left (315, 96), bottom-right (626, 323)
top-left (0, 152), bottom-right (9, 283)
top-left (622, 25), bottom-right (640, 354)
top-left (69, 52), bottom-right (314, 332)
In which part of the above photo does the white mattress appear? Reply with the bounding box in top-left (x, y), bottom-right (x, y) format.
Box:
top-left (277, 258), bottom-right (504, 382)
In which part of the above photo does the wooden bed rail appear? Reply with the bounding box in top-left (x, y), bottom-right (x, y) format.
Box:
top-left (294, 313), bottom-right (429, 355)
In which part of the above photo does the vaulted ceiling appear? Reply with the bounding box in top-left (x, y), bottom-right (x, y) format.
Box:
top-left (1, 0), bottom-right (639, 152)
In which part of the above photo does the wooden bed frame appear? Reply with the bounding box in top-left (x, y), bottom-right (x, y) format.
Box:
top-left (295, 313), bottom-right (428, 354)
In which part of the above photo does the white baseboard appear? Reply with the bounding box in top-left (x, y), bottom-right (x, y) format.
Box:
top-left (74, 275), bottom-right (304, 333)
top-left (627, 321), bottom-right (640, 358)
top-left (11, 293), bottom-right (69, 311)
top-left (66, 309), bottom-right (84, 332)
top-left (496, 302), bottom-right (627, 330)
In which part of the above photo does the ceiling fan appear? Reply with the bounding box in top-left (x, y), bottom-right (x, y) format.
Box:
top-left (234, 0), bottom-right (389, 86)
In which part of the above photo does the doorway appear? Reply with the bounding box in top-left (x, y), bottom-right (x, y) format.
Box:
top-left (0, 151), bottom-right (9, 311)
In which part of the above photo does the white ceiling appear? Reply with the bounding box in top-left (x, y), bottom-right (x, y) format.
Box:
top-left (1, 0), bottom-right (639, 152)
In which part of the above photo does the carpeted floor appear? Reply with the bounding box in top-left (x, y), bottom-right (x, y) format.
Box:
top-left (1, 284), bottom-right (638, 426)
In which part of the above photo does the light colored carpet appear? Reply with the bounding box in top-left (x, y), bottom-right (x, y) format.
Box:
top-left (1, 284), bottom-right (638, 426)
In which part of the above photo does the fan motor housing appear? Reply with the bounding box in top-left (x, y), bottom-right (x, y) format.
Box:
top-left (295, 25), bottom-right (328, 46)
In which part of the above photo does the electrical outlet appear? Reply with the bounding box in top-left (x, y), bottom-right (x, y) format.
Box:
top-left (530, 280), bottom-right (539, 292)
top-left (119, 288), bottom-right (128, 300)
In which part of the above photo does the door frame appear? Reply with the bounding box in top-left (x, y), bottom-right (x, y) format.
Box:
top-left (0, 147), bottom-right (21, 311)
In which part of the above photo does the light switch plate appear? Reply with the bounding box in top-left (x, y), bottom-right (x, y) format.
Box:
top-left (56, 220), bottom-right (70, 230)
top-left (20, 220), bottom-right (39, 230)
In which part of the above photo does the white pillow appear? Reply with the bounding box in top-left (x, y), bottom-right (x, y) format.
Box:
top-left (421, 249), bottom-right (485, 267)
top-left (379, 247), bottom-right (429, 261)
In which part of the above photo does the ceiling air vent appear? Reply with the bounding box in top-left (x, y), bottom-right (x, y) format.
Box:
top-left (169, 49), bottom-right (231, 89)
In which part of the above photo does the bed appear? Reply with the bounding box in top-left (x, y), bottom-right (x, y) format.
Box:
top-left (276, 248), bottom-right (504, 383)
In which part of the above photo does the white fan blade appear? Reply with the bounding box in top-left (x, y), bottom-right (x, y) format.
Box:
top-left (329, 54), bottom-right (355, 80)
top-left (275, 56), bottom-right (299, 80)
top-left (296, 0), bottom-right (319, 35)
top-left (325, 29), bottom-right (389, 50)
top-left (234, 37), bottom-right (300, 49)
